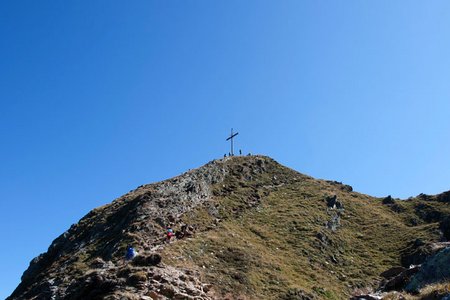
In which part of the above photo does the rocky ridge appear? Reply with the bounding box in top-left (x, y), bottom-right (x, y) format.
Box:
top-left (9, 158), bottom-right (236, 299)
top-left (8, 155), bottom-right (450, 299)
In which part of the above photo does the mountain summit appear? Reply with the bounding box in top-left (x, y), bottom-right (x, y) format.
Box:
top-left (9, 156), bottom-right (450, 299)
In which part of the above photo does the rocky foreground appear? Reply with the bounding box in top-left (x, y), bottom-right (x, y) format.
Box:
top-left (8, 156), bottom-right (450, 299)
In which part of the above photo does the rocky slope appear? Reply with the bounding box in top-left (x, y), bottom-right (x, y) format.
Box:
top-left (8, 156), bottom-right (450, 299)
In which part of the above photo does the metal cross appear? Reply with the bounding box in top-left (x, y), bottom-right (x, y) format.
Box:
top-left (226, 128), bottom-right (239, 156)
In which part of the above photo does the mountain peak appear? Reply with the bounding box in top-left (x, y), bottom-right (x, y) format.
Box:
top-left (9, 155), bottom-right (450, 299)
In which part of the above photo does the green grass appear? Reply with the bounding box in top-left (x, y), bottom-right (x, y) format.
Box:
top-left (162, 156), bottom-right (448, 299)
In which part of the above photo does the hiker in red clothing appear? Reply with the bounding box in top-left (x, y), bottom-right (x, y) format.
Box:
top-left (166, 226), bottom-right (175, 242)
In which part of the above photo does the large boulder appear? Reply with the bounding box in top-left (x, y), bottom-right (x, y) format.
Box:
top-left (406, 247), bottom-right (450, 292)
top-left (382, 195), bottom-right (395, 205)
top-left (381, 266), bottom-right (420, 291)
top-left (326, 195), bottom-right (343, 210)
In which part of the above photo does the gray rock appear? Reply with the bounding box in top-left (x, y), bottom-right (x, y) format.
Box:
top-left (327, 214), bottom-right (340, 231)
top-left (406, 247), bottom-right (450, 292)
top-left (326, 195), bottom-right (343, 210)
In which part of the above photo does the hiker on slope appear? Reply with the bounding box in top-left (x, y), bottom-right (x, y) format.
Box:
top-left (166, 226), bottom-right (175, 242)
top-left (125, 245), bottom-right (137, 261)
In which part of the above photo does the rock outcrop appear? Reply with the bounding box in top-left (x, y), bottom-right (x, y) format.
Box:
top-left (8, 157), bottom-right (237, 299)
top-left (8, 155), bottom-right (450, 299)
top-left (406, 247), bottom-right (450, 292)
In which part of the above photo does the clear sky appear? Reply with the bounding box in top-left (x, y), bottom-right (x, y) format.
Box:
top-left (1, 1), bottom-right (450, 297)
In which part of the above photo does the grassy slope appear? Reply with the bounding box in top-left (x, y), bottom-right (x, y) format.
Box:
top-left (162, 157), bottom-right (446, 299)
top-left (11, 156), bottom-right (450, 300)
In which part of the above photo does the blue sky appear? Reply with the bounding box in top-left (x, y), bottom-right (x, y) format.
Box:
top-left (1, 1), bottom-right (450, 298)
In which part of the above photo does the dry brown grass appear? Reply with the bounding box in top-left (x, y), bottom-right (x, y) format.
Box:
top-left (161, 156), bottom-right (449, 299)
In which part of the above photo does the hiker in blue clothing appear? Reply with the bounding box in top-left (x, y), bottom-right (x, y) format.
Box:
top-left (125, 245), bottom-right (137, 261)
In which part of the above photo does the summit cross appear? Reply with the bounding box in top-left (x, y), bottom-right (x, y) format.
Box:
top-left (226, 128), bottom-right (239, 156)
